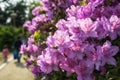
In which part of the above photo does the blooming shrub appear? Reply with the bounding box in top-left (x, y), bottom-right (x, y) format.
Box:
top-left (21, 0), bottom-right (120, 80)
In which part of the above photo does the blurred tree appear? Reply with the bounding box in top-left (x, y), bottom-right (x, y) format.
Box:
top-left (0, 8), bottom-right (9, 25)
top-left (0, 25), bottom-right (23, 51)
top-left (0, 0), bottom-right (27, 26)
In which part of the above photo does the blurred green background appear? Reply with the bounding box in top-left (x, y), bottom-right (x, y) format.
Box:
top-left (0, 0), bottom-right (39, 51)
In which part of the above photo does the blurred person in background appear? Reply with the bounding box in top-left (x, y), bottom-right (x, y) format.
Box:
top-left (14, 36), bottom-right (22, 63)
top-left (2, 45), bottom-right (9, 62)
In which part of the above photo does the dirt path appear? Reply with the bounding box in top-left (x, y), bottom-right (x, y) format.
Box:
top-left (0, 57), bottom-right (34, 80)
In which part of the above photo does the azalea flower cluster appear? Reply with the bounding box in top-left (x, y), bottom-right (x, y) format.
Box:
top-left (23, 0), bottom-right (81, 34)
top-left (21, 0), bottom-right (120, 80)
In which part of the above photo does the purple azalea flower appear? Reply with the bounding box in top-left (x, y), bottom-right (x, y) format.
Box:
top-left (46, 30), bottom-right (70, 47)
top-left (46, 10), bottom-right (53, 20)
top-left (109, 15), bottom-right (120, 40)
top-left (31, 66), bottom-right (41, 77)
top-left (32, 6), bottom-right (41, 16)
top-left (95, 18), bottom-right (108, 39)
top-left (75, 60), bottom-right (95, 80)
top-left (66, 5), bottom-right (78, 18)
top-left (100, 41), bottom-right (119, 66)
top-left (88, 0), bottom-right (104, 6)
top-left (56, 19), bottom-right (68, 30)
top-left (20, 44), bottom-right (27, 54)
top-left (79, 18), bottom-right (98, 38)
top-left (23, 21), bottom-right (31, 28)
top-left (37, 54), bottom-right (53, 74)
top-left (66, 3), bottom-right (94, 19)
top-left (27, 44), bottom-right (39, 54)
